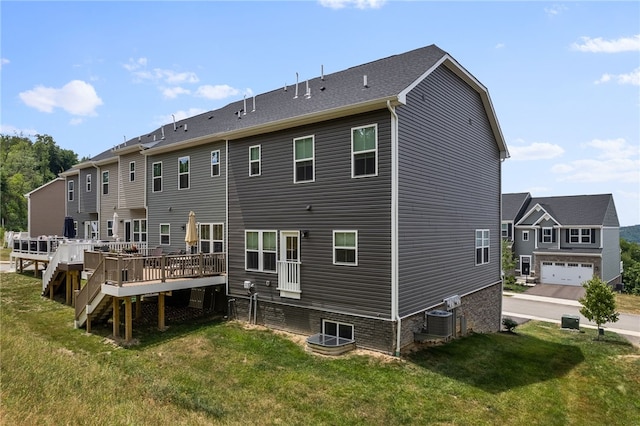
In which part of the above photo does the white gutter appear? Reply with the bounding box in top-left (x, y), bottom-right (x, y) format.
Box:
top-left (387, 100), bottom-right (401, 356)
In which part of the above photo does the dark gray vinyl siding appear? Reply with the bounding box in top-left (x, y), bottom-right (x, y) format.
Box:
top-left (397, 66), bottom-right (502, 316)
top-left (119, 152), bottom-right (145, 209)
top-left (99, 163), bottom-right (119, 239)
top-left (146, 141), bottom-right (226, 252)
top-left (79, 168), bottom-right (97, 214)
top-left (228, 110), bottom-right (393, 319)
top-left (65, 175), bottom-right (79, 216)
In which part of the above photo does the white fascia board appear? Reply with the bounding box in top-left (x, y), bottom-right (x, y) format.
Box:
top-left (24, 177), bottom-right (64, 197)
top-left (516, 204), bottom-right (561, 227)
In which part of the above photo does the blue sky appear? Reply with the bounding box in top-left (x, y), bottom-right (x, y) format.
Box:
top-left (2, 1), bottom-right (639, 225)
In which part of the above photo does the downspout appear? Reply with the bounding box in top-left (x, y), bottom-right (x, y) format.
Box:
top-left (387, 100), bottom-right (401, 356)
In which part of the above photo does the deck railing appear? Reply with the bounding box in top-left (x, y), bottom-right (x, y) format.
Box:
top-left (86, 251), bottom-right (226, 286)
top-left (277, 260), bottom-right (301, 294)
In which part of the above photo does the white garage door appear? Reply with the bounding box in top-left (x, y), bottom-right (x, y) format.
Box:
top-left (540, 262), bottom-right (593, 286)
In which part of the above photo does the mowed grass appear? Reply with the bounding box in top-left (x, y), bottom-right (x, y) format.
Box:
top-left (1, 272), bottom-right (639, 425)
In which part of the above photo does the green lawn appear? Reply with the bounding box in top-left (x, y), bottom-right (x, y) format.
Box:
top-left (2, 272), bottom-right (639, 425)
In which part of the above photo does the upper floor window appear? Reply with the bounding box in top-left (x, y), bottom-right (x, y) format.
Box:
top-left (352, 124), bottom-right (377, 177)
top-left (249, 145), bottom-right (261, 176)
top-left (102, 171), bottom-right (109, 195)
top-left (178, 156), bottom-right (190, 189)
top-left (86, 174), bottom-right (91, 192)
top-left (501, 223), bottom-right (509, 239)
top-left (160, 224), bottom-right (170, 245)
top-left (152, 162), bottom-right (162, 193)
top-left (569, 228), bottom-right (593, 244)
top-left (333, 231), bottom-right (358, 266)
top-left (67, 180), bottom-right (74, 202)
top-left (475, 229), bottom-right (490, 265)
top-left (107, 220), bottom-right (113, 237)
top-left (294, 136), bottom-right (314, 183)
top-left (542, 227), bottom-right (555, 243)
top-left (129, 161), bottom-right (135, 182)
top-left (211, 150), bottom-right (220, 177)
top-left (522, 231), bottom-right (529, 242)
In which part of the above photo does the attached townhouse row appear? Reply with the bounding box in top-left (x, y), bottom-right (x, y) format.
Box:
top-left (502, 192), bottom-right (622, 287)
top-left (57, 44), bottom-right (509, 354)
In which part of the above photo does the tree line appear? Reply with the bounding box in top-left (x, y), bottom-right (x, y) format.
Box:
top-left (1, 134), bottom-right (81, 231)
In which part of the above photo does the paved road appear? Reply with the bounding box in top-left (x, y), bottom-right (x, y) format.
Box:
top-left (503, 292), bottom-right (640, 347)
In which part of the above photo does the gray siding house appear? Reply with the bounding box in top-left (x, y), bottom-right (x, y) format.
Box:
top-left (223, 45), bottom-right (508, 354)
top-left (25, 178), bottom-right (66, 237)
top-left (502, 193), bottom-right (622, 287)
top-left (60, 162), bottom-right (98, 239)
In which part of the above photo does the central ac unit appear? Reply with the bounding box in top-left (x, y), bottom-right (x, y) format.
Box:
top-left (426, 310), bottom-right (453, 338)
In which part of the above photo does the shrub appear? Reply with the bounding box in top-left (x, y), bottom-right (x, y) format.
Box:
top-left (502, 317), bottom-right (518, 332)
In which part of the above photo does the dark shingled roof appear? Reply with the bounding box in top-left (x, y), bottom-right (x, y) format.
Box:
top-left (521, 194), bottom-right (618, 227)
top-left (502, 192), bottom-right (531, 221)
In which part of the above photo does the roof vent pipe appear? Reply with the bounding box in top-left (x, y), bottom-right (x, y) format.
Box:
top-left (184, 123), bottom-right (188, 132)
top-left (252, 95), bottom-right (256, 112)
top-left (172, 114), bottom-right (176, 131)
top-left (321, 65), bottom-right (324, 81)
top-left (305, 80), bottom-right (311, 99)
top-left (243, 95), bottom-right (247, 115)
top-left (363, 75), bottom-right (368, 88)
top-left (161, 126), bottom-right (165, 139)
top-left (294, 72), bottom-right (299, 99)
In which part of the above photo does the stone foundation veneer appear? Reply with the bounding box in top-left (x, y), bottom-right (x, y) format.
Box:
top-left (232, 281), bottom-right (502, 355)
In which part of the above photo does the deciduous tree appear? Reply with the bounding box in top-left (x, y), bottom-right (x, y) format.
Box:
top-left (579, 276), bottom-right (620, 340)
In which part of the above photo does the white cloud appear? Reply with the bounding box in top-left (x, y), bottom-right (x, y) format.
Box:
top-left (0, 58), bottom-right (9, 70)
top-left (154, 108), bottom-right (207, 126)
top-left (123, 57), bottom-right (147, 71)
top-left (19, 80), bottom-right (103, 116)
top-left (595, 68), bottom-right (640, 86)
top-left (508, 141), bottom-right (565, 161)
top-left (319, 0), bottom-right (386, 10)
top-left (69, 118), bottom-right (84, 126)
top-left (544, 4), bottom-right (568, 17)
top-left (162, 86), bottom-right (191, 99)
top-left (571, 35), bottom-right (640, 53)
top-left (0, 124), bottom-right (38, 136)
top-left (195, 84), bottom-right (240, 100)
top-left (124, 57), bottom-right (199, 85)
top-left (552, 138), bottom-right (640, 183)
top-left (495, 43), bottom-right (505, 49)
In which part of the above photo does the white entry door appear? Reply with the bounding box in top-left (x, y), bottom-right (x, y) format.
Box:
top-left (278, 231), bottom-right (301, 299)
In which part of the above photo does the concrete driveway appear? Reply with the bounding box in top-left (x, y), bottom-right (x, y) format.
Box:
top-left (524, 283), bottom-right (585, 300)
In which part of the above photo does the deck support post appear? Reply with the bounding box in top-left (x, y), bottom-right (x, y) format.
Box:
top-left (34, 260), bottom-right (40, 278)
top-left (135, 296), bottom-right (142, 320)
top-left (124, 297), bottom-right (133, 342)
top-left (86, 313), bottom-right (92, 334)
top-left (112, 297), bottom-right (120, 338)
top-left (72, 271), bottom-right (80, 308)
top-left (65, 271), bottom-right (72, 305)
top-left (19, 258), bottom-right (23, 273)
top-left (158, 292), bottom-right (166, 331)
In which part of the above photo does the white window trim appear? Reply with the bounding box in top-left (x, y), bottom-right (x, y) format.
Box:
top-left (245, 230), bottom-right (277, 273)
top-left (211, 150), bottom-right (221, 177)
top-left (249, 145), bottom-right (261, 177)
top-left (129, 161), bottom-right (135, 182)
top-left (199, 223), bottom-right (224, 253)
top-left (152, 161), bottom-right (162, 193)
top-left (293, 135), bottom-right (315, 183)
top-left (322, 319), bottom-right (354, 341)
top-left (160, 223), bottom-right (170, 246)
top-left (569, 228), bottom-right (592, 244)
top-left (133, 219), bottom-right (147, 243)
top-left (351, 123), bottom-right (378, 178)
top-left (67, 180), bottom-right (74, 202)
top-left (542, 227), bottom-right (553, 243)
top-left (475, 229), bottom-right (490, 265)
top-left (102, 171), bottom-right (109, 195)
top-left (333, 230), bottom-right (358, 266)
top-left (522, 230), bottom-right (529, 241)
top-left (86, 174), bottom-right (91, 192)
top-left (107, 220), bottom-right (113, 237)
top-left (178, 156), bottom-right (190, 190)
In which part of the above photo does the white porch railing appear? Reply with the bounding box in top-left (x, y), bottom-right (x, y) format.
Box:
top-left (277, 260), bottom-right (301, 299)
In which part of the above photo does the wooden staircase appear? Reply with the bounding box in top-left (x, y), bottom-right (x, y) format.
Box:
top-left (75, 257), bottom-right (112, 329)
top-left (42, 268), bottom-right (65, 298)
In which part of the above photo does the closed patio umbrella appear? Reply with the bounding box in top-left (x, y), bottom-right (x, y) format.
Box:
top-left (185, 211), bottom-right (198, 253)
top-left (63, 216), bottom-right (76, 239)
top-left (112, 212), bottom-right (119, 241)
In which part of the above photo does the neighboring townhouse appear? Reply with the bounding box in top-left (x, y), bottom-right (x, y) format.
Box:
top-left (502, 193), bottom-right (622, 287)
top-left (24, 178), bottom-right (66, 237)
top-left (56, 44), bottom-right (507, 354)
top-left (143, 127), bottom-right (227, 254)
top-left (60, 161), bottom-right (98, 239)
